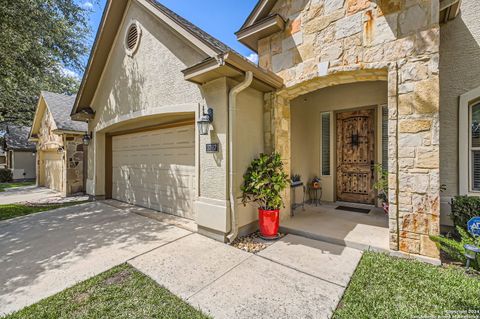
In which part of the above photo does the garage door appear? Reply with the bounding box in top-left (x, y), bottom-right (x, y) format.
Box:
top-left (111, 125), bottom-right (195, 219)
top-left (42, 151), bottom-right (63, 192)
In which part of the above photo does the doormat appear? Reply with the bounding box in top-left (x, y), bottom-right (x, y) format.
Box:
top-left (335, 206), bottom-right (371, 214)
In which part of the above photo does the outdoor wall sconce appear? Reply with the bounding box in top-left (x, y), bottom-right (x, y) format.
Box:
top-left (83, 132), bottom-right (93, 146)
top-left (197, 107), bottom-right (213, 136)
top-left (57, 146), bottom-right (64, 154)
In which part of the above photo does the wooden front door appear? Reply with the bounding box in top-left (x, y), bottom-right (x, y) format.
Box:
top-left (336, 109), bottom-right (376, 204)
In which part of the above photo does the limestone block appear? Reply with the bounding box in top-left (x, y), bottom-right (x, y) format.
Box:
top-left (415, 146), bottom-right (439, 169)
top-left (318, 61), bottom-right (329, 76)
top-left (304, 10), bottom-right (344, 34)
top-left (401, 213), bottom-right (429, 234)
top-left (399, 119), bottom-right (432, 133)
top-left (398, 93), bottom-right (414, 115)
top-left (258, 37), bottom-right (271, 56)
top-left (271, 34), bottom-right (283, 55)
top-left (413, 78), bottom-right (439, 114)
top-left (325, 0), bottom-right (345, 14)
top-left (335, 12), bottom-right (363, 39)
top-left (347, 0), bottom-right (370, 15)
top-left (272, 51), bottom-right (294, 73)
top-left (366, 13), bottom-right (398, 46)
top-left (420, 234), bottom-right (439, 258)
top-left (399, 236), bottom-right (420, 255)
top-left (320, 42), bottom-right (344, 61)
top-left (400, 62), bottom-right (428, 83)
top-left (282, 32), bottom-right (304, 52)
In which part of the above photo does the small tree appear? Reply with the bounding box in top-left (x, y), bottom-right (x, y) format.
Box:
top-left (241, 153), bottom-right (289, 210)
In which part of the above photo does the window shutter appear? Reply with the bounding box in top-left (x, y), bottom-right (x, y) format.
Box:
top-left (472, 151), bottom-right (480, 191)
top-left (321, 113), bottom-right (330, 176)
top-left (382, 106), bottom-right (388, 171)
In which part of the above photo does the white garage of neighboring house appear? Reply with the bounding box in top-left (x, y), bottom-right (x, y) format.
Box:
top-left (29, 92), bottom-right (88, 196)
top-left (3, 125), bottom-right (36, 181)
top-left (71, 0), bottom-right (281, 238)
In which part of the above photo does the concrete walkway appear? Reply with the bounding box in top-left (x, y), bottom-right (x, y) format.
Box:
top-left (130, 233), bottom-right (363, 319)
top-left (0, 201), bottom-right (190, 315)
top-left (0, 186), bottom-right (89, 205)
top-left (1, 199), bottom-right (363, 318)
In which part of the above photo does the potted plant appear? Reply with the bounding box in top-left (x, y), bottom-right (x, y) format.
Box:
top-left (241, 152), bottom-right (289, 239)
top-left (373, 164), bottom-right (388, 214)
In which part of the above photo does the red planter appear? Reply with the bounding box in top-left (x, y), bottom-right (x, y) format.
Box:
top-left (258, 208), bottom-right (280, 237)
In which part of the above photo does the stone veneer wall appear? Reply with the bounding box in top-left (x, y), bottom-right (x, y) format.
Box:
top-left (65, 135), bottom-right (84, 195)
top-left (258, 0), bottom-right (440, 257)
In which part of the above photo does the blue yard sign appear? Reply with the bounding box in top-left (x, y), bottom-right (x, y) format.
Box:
top-left (467, 217), bottom-right (480, 237)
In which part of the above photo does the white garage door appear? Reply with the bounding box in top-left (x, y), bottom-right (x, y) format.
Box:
top-left (42, 151), bottom-right (63, 192)
top-left (112, 125), bottom-right (196, 220)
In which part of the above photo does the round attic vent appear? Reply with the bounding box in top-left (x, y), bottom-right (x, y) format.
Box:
top-left (125, 22), bottom-right (141, 56)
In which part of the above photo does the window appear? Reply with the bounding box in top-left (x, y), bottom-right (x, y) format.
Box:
top-left (459, 86), bottom-right (480, 195)
top-left (471, 102), bottom-right (480, 191)
top-left (321, 112), bottom-right (330, 176)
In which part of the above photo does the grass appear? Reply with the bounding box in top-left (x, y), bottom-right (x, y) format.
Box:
top-left (0, 202), bottom-right (88, 221)
top-left (334, 251), bottom-right (480, 319)
top-left (3, 264), bottom-right (210, 319)
top-left (0, 181), bottom-right (35, 192)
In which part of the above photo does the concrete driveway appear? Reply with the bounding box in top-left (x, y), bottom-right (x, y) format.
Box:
top-left (0, 201), bottom-right (190, 315)
top-left (0, 186), bottom-right (61, 205)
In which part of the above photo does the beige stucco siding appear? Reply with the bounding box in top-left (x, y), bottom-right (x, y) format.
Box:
top-left (291, 81), bottom-right (388, 202)
top-left (234, 86), bottom-right (265, 230)
top-left (87, 0), bottom-right (206, 196)
top-left (439, 0), bottom-right (480, 220)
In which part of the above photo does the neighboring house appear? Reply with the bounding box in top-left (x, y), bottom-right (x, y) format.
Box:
top-left (71, 0), bottom-right (477, 260)
top-left (4, 125), bottom-right (36, 181)
top-left (0, 146), bottom-right (6, 169)
top-left (29, 91), bottom-right (88, 196)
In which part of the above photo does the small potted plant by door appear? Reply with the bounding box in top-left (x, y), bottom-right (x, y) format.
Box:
top-left (241, 152), bottom-right (289, 239)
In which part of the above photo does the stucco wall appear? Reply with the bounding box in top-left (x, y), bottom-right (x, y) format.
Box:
top-left (439, 0), bottom-right (480, 225)
top-left (233, 86), bottom-right (265, 230)
top-left (87, 0), bottom-right (205, 196)
top-left (291, 81), bottom-right (387, 202)
top-left (12, 151), bottom-right (36, 180)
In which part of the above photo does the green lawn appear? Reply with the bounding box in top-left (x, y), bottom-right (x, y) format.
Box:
top-left (3, 264), bottom-right (210, 319)
top-left (0, 202), bottom-right (88, 221)
top-left (0, 181), bottom-right (35, 192)
top-left (334, 251), bottom-right (480, 319)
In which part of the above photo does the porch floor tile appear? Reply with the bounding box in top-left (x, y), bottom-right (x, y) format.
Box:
top-left (281, 204), bottom-right (389, 252)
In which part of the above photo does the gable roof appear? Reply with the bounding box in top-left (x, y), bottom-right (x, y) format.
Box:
top-left (5, 125), bottom-right (36, 151)
top-left (71, 0), bottom-right (282, 118)
top-left (239, 0), bottom-right (278, 31)
top-left (42, 92), bottom-right (87, 132)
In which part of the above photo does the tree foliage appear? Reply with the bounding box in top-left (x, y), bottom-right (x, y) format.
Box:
top-left (0, 0), bottom-right (93, 125)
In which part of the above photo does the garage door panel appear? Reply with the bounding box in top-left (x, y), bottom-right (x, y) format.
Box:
top-left (111, 125), bottom-right (195, 220)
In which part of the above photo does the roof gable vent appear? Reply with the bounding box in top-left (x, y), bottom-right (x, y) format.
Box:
top-left (125, 21), bottom-right (141, 56)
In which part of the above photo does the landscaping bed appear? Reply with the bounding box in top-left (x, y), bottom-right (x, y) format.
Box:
top-left (231, 231), bottom-right (285, 253)
top-left (3, 264), bottom-right (210, 319)
top-left (0, 201), bottom-right (88, 221)
top-left (334, 251), bottom-right (480, 319)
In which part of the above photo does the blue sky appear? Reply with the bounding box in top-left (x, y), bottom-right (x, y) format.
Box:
top-left (79, 0), bottom-right (259, 68)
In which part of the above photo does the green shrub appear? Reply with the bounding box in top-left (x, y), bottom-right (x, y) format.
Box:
top-left (0, 168), bottom-right (12, 183)
top-left (431, 226), bottom-right (480, 270)
top-left (241, 152), bottom-right (289, 210)
top-left (450, 196), bottom-right (480, 231)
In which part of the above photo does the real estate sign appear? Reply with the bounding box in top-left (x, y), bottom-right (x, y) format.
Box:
top-left (467, 217), bottom-right (480, 237)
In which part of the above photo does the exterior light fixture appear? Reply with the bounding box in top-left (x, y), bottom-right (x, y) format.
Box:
top-left (82, 132), bottom-right (92, 146)
top-left (57, 146), bottom-right (64, 154)
top-left (197, 107), bottom-right (213, 136)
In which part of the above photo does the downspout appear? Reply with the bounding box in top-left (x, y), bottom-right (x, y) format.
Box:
top-left (226, 71), bottom-right (253, 243)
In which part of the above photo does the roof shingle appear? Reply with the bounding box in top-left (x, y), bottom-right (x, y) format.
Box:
top-left (42, 92), bottom-right (87, 132)
top-left (5, 125), bottom-right (36, 151)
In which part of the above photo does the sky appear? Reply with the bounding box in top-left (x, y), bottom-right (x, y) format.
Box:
top-left (79, 0), bottom-right (259, 70)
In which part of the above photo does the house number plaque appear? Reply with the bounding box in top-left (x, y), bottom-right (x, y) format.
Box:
top-left (206, 143), bottom-right (219, 153)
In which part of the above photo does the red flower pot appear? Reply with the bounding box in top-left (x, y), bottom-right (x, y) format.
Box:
top-left (258, 208), bottom-right (280, 237)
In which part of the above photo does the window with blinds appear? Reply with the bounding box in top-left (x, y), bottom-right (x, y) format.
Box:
top-left (382, 106), bottom-right (388, 171)
top-left (321, 112), bottom-right (330, 176)
top-left (471, 102), bottom-right (480, 191)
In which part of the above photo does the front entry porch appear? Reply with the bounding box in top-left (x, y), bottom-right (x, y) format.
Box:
top-left (281, 203), bottom-right (389, 252)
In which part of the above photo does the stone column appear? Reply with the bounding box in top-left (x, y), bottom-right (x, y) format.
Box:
top-left (396, 56), bottom-right (441, 258)
top-left (269, 93), bottom-right (291, 220)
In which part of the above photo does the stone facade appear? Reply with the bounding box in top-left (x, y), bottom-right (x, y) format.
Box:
top-left (258, 0), bottom-right (440, 258)
top-left (37, 107), bottom-right (84, 195)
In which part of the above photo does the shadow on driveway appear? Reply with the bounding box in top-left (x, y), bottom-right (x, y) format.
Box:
top-left (0, 201), bottom-right (190, 315)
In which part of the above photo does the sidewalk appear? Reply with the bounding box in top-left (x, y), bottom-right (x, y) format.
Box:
top-left (130, 233), bottom-right (363, 319)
